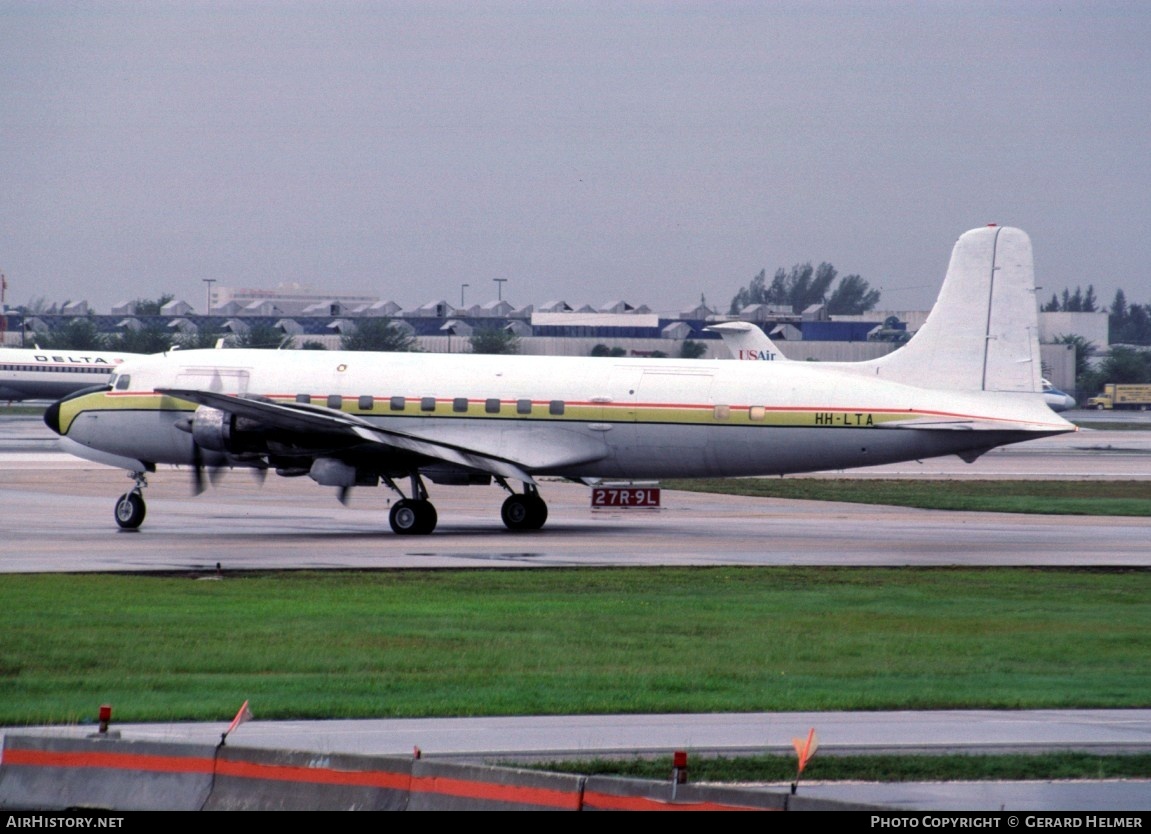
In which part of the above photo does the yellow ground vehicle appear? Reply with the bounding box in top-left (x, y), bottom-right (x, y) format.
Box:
top-left (1085, 383), bottom-right (1151, 410)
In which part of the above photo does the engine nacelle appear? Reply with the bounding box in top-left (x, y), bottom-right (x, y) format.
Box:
top-left (189, 405), bottom-right (267, 455)
top-left (190, 406), bottom-right (232, 452)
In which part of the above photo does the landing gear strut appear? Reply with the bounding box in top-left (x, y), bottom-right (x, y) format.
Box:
top-left (382, 472), bottom-right (550, 534)
top-left (384, 473), bottom-right (438, 535)
top-left (115, 472), bottom-right (148, 530)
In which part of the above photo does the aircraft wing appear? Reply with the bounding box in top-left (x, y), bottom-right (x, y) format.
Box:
top-left (157, 387), bottom-right (555, 483)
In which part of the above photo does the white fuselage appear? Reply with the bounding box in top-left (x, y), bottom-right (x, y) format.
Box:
top-left (52, 348), bottom-right (1073, 481)
top-left (0, 348), bottom-right (142, 401)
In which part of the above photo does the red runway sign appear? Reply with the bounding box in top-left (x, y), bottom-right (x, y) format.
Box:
top-left (591, 487), bottom-right (661, 508)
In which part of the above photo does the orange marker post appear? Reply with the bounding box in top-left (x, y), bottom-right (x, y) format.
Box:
top-left (791, 728), bottom-right (818, 794)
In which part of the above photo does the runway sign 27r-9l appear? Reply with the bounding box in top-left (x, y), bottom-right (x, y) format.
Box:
top-left (591, 487), bottom-right (661, 509)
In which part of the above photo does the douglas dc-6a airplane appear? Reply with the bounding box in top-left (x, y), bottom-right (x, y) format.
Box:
top-left (45, 225), bottom-right (1074, 534)
top-left (1, 347), bottom-right (144, 402)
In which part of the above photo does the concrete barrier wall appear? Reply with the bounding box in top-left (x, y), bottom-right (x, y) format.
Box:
top-left (408, 759), bottom-right (584, 811)
top-left (1, 734), bottom-right (865, 811)
top-left (583, 775), bottom-right (785, 811)
top-left (0, 735), bottom-right (216, 811)
top-left (205, 747), bottom-right (412, 811)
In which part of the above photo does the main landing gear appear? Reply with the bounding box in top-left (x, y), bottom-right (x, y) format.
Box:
top-left (388, 498), bottom-right (438, 535)
top-left (499, 482), bottom-right (548, 531)
top-left (114, 472), bottom-right (148, 530)
top-left (382, 473), bottom-right (549, 535)
top-left (384, 472), bottom-right (439, 535)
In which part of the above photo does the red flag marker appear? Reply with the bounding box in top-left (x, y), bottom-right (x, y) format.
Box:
top-left (220, 699), bottom-right (253, 745)
top-left (790, 728), bottom-right (818, 794)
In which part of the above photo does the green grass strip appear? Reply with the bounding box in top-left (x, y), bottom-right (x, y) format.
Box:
top-left (2, 568), bottom-right (1149, 725)
top-left (663, 478), bottom-right (1151, 516)
top-left (535, 752), bottom-right (1151, 783)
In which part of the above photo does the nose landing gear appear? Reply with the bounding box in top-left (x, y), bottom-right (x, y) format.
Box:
top-left (114, 472), bottom-right (148, 530)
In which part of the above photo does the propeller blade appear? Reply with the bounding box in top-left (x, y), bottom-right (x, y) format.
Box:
top-left (191, 441), bottom-right (206, 496)
top-left (338, 486), bottom-right (352, 506)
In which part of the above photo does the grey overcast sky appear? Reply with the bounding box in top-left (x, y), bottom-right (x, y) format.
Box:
top-left (3, 1), bottom-right (1150, 315)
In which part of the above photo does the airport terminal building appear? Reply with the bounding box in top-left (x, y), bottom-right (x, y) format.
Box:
top-left (2, 285), bottom-right (1096, 394)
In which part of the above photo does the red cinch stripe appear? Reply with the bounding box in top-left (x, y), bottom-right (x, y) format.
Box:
top-left (216, 759), bottom-right (410, 790)
top-left (581, 790), bottom-right (770, 812)
top-left (410, 775), bottom-right (581, 810)
top-left (4, 748), bottom-right (215, 774)
top-left (5, 748), bottom-right (772, 809)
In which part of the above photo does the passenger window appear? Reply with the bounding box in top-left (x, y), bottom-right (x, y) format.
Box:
top-left (485, 398), bottom-right (501, 414)
top-left (453, 397), bottom-right (468, 413)
top-left (516, 399), bottom-right (532, 415)
top-left (358, 395), bottom-right (374, 410)
top-left (327, 394), bottom-right (342, 409)
top-left (749, 406), bottom-right (765, 422)
top-left (549, 400), bottom-right (565, 415)
top-left (713, 405), bottom-right (731, 420)
top-left (421, 397), bottom-right (436, 412)
top-left (390, 396), bottom-right (405, 411)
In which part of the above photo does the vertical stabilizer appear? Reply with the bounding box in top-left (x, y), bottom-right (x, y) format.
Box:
top-left (867, 226), bottom-right (1041, 393)
top-left (706, 321), bottom-right (786, 361)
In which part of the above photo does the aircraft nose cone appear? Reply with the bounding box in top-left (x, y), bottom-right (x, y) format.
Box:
top-left (44, 400), bottom-right (61, 435)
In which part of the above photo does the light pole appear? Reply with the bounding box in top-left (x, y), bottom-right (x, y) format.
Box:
top-left (202, 278), bottom-right (217, 315)
top-left (493, 278), bottom-right (507, 301)
top-left (461, 283), bottom-right (469, 307)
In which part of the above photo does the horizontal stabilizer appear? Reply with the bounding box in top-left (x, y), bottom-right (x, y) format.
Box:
top-left (874, 414), bottom-right (1068, 433)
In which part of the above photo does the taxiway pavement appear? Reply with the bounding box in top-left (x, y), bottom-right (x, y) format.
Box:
top-left (0, 416), bottom-right (1149, 571)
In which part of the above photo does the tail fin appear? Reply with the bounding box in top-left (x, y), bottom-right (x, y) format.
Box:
top-left (867, 225), bottom-right (1041, 393)
top-left (706, 321), bottom-right (787, 361)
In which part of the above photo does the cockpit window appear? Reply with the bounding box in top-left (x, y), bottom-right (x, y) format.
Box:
top-left (114, 374), bottom-right (131, 391)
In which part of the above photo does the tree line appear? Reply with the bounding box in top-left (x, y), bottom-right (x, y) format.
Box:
top-left (729, 263), bottom-right (880, 316)
top-left (1060, 338), bottom-right (1151, 392)
top-left (1044, 286), bottom-right (1151, 392)
top-left (1042, 285), bottom-right (1151, 346)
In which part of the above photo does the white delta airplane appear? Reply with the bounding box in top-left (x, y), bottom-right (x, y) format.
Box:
top-left (1, 347), bottom-right (144, 402)
top-left (45, 225), bottom-right (1074, 534)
